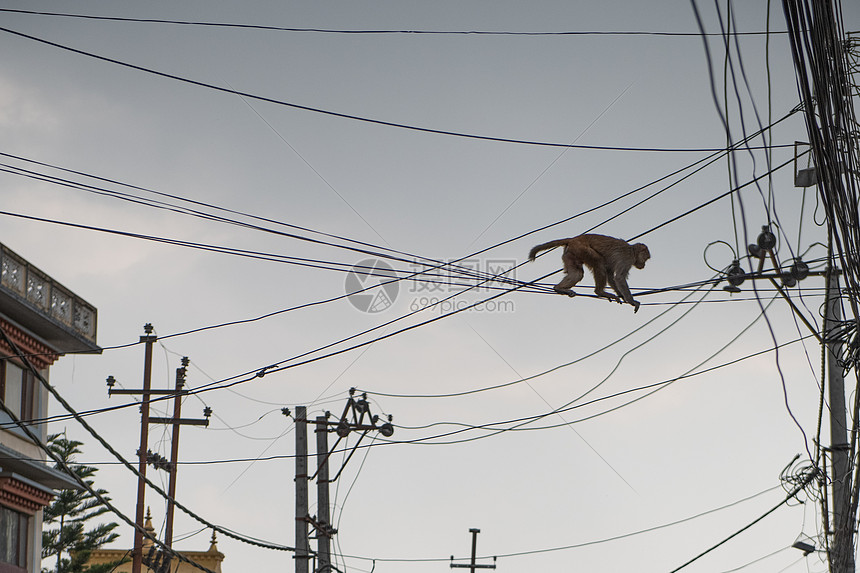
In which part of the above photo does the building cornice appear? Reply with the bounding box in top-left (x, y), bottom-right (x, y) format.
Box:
top-left (0, 443), bottom-right (81, 490)
top-left (0, 472), bottom-right (54, 514)
top-left (0, 316), bottom-right (58, 369)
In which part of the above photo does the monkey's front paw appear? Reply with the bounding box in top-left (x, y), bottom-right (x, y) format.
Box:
top-left (553, 287), bottom-right (576, 297)
top-left (632, 301), bottom-right (641, 313)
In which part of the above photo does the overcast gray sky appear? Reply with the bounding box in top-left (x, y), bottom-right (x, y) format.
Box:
top-left (3, 1), bottom-right (859, 572)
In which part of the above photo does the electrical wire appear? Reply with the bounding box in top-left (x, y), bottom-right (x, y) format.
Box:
top-left (382, 341), bottom-right (813, 449)
top-left (629, 150), bottom-right (806, 242)
top-left (0, 153), bottom-right (528, 290)
top-left (0, 7), bottom-right (846, 567)
top-left (0, 96), bottom-right (801, 295)
top-left (0, 324), bottom-right (298, 554)
top-left (0, 44), bottom-right (824, 452)
top-left (0, 368), bottom-right (217, 573)
top-left (0, 272), bottom-right (827, 454)
top-left (0, 9), bottom-right (792, 37)
top-left (0, 263), bottom-right (826, 434)
top-left (0, 103), bottom-right (804, 374)
top-left (0, 135), bottom-right (810, 391)
top-left (667, 467), bottom-right (818, 572)
top-left (0, 201), bottom-right (531, 296)
top-left (361, 273), bottom-right (720, 400)
top-left (699, 0), bottom-right (816, 461)
top-left (716, 547), bottom-right (793, 573)
top-left (0, 97), bottom-right (802, 323)
top-left (0, 26), bottom-right (798, 153)
top-left (335, 484), bottom-right (785, 564)
top-left (362, 263), bottom-right (822, 403)
top-left (0, 332), bottom-right (816, 470)
top-left (370, 294), bottom-right (796, 448)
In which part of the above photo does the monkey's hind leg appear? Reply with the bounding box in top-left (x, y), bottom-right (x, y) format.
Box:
top-left (554, 256), bottom-right (583, 297)
top-left (553, 271), bottom-right (582, 297)
top-left (592, 264), bottom-right (621, 304)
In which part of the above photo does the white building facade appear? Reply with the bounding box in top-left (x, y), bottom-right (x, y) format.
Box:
top-left (0, 242), bottom-right (100, 573)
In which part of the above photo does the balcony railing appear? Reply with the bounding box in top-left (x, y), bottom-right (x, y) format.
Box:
top-left (0, 242), bottom-right (98, 348)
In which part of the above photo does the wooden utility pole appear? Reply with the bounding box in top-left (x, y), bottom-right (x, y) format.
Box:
top-left (132, 324), bottom-right (156, 573)
top-left (825, 270), bottom-right (854, 573)
top-left (147, 358), bottom-right (210, 550)
top-left (294, 406), bottom-right (310, 573)
top-left (165, 361), bottom-right (185, 549)
top-left (109, 346), bottom-right (209, 572)
top-left (450, 528), bottom-right (496, 572)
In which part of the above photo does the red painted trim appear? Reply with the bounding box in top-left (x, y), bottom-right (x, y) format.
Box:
top-left (0, 317), bottom-right (57, 369)
top-left (0, 476), bottom-right (54, 514)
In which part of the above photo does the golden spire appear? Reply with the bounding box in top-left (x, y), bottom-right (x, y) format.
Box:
top-left (207, 529), bottom-right (219, 553)
top-left (142, 507), bottom-right (156, 549)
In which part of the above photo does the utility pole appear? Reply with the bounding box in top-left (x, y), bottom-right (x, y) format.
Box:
top-left (721, 228), bottom-right (856, 570)
top-left (107, 342), bottom-right (210, 572)
top-left (315, 415), bottom-right (333, 573)
top-left (294, 389), bottom-right (394, 573)
top-left (781, 2), bottom-right (859, 566)
top-left (294, 406), bottom-right (310, 573)
top-left (166, 361), bottom-right (185, 549)
top-left (131, 324), bottom-right (156, 573)
top-left (148, 357), bottom-right (211, 551)
top-left (824, 270), bottom-right (854, 573)
top-left (450, 528), bottom-right (496, 572)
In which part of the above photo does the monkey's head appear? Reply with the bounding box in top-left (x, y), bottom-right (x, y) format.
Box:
top-left (632, 243), bottom-right (650, 269)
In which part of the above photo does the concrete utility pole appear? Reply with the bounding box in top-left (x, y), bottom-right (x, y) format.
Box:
top-left (824, 270), bottom-right (854, 573)
top-left (450, 528), bottom-right (496, 572)
top-left (294, 392), bottom-right (394, 573)
top-left (719, 232), bottom-right (854, 568)
top-left (781, 0), bottom-right (859, 563)
top-left (316, 415), bottom-right (333, 573)
top-left (294, 406), bottom-right (310, 573)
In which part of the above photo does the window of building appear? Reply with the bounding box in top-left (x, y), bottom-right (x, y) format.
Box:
top-left (0, 360), bottom-right (36, 422)
top-left (0, 505), bottom-right (28, 572)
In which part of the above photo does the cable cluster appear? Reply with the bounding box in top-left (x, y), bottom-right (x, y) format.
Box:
top-left (784, 1), bottom-right (860, 369)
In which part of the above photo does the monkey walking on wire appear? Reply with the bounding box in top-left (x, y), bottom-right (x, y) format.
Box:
top-left (529, 234), bottom-right (651, 312)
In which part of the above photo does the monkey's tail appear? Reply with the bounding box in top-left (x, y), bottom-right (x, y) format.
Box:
top-left (528, 238), bottom-right (572, 261)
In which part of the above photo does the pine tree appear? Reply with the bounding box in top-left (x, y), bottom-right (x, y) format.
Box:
top-left (41, 434), bottom-right (122, 573)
